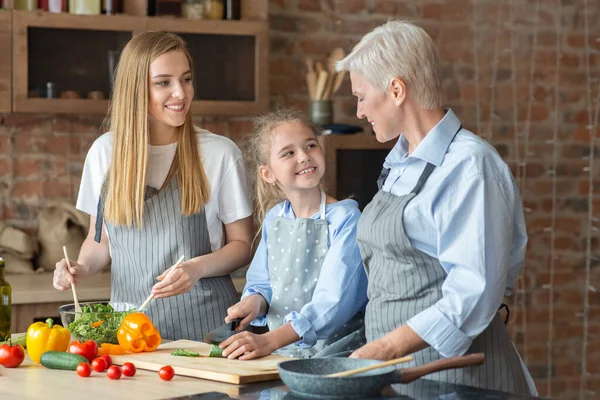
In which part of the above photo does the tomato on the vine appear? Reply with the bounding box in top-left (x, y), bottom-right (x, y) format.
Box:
top-left (158, 365), bottom-right (174, 381)
top-left (76, 362), bottom-right (91, 377)
top-left (0, 342), bottom-right (25, 368)
top-left (106, 365), bottom-right (122, 380)
top-left (100, 354), bottom-right (112, 368)
top-left (91, 357), bottom-right (107, 372)
top-left (122, 362), bottom-right (136, 377)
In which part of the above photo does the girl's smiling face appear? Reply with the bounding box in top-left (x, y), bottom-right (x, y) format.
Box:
top-left (260, 121), bottom-right (325, 195)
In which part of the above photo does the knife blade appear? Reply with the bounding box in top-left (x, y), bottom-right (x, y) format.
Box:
top-left (203, 318), bottom-right (250, 344)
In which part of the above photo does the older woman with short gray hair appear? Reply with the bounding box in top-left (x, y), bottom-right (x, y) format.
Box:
top-left (337, 20), bottom-right (537, 395)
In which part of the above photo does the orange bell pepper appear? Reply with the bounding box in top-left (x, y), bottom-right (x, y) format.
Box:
top-left (117, 312), bottom-right (161, 353)
top-left (98, 343), bottom-right (127, 356)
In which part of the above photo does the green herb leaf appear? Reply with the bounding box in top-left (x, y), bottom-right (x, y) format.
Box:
top-left (171, 349), bottom-right (201, 357)
top-left (67, 303), bottom-right (132, 344)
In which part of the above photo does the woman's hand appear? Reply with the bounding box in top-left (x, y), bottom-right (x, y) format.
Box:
top-left (151, 260), bottom-right (201, 298)
top-left (53, 258), bottom-right (90, 290)
top-left (219, 331), bottom-right (276, 360)
top-left (350, 325), bottom-right (428, 360)
top-left (349, 337), bottom-right (398, 360)
top-left (225, 295), bottom-right (266, 330)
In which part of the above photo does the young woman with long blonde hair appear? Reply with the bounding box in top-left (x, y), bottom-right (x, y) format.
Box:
top-left (52, 31), bottom-right (253, 341)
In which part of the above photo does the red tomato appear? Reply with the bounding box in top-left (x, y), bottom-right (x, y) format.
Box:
top-left (106, 365), bottom-right (122, 380)
top-left (100, 354), bottom-right (112, 367)
top-left (76, 362), bottom-right (91, 377)
top-left (68, 340), bottom-right (98, 363)
top-left (158, 365), bottom-right (174, 381)
top-left (0, 343), bottom-right (25, 368)
top-left (91, 357), bottom-right (107, 372)
top-left (122, 362), bottom-right (136, 377)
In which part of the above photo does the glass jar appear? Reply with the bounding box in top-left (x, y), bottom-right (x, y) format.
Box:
top-left (13, 0), bottom-right (36, 10)
top-left (0, 258), bottom-right (11, 341)
top-left (182, 0), bottom-right (204, 19)
top-left (203, 0), bottom-right (223, 20)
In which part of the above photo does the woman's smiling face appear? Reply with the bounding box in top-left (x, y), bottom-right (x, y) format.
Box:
top-left (148, 50), bottom-right (194, 130)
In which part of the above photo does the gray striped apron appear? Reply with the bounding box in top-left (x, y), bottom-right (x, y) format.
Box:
top-left (95, 175), bottom-right (239, 341)
top-left (357, 158), bottom-right (532, 395)
top-left (266, 191), bottom-right (365, 358)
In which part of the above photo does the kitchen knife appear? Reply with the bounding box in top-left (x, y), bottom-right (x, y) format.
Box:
top-left (203, 318), bottom-right (251, 344)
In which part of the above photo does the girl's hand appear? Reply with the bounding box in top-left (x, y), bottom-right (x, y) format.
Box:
top-left (151, 261), bottom-right (201, 298)
top-left (219, 331), bottom-right (275, 360)
top-left (225, 295), bottom-right (265, 330)
top-left (53, 258), bottom-right (89, 290)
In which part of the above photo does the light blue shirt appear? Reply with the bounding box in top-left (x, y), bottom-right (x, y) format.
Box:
top-left (243, 200), bottom-right (368, 348)
top-left (382, 109), bottom-right (528, 358)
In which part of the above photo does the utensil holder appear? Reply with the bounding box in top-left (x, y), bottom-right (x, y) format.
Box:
top-left (309, 100), bottom-right (333, 126)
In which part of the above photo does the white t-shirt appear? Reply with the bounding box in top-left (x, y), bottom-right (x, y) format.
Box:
top-left (76, 128), bottom-right (252, 252)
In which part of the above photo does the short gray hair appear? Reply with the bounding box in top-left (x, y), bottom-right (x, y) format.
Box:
top-left (336, 20), bottom-right (443, 109)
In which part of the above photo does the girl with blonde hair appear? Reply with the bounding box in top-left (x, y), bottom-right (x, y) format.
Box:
top-left (218, 107), bottom-right (368, 360)
top-left (52, 31), bottom-right (253, 341)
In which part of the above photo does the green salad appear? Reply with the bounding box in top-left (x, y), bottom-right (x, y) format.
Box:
top-left (67, 303), bottom-right (134, 345)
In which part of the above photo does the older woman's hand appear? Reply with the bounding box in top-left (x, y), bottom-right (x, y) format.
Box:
top-left (350, 325), bottom-right (428, 360)
top-left (349, 337), bottom-right (398, 361)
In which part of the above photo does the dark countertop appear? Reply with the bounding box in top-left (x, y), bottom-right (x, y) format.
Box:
top-left (170, 379), bottom-right (546, 400)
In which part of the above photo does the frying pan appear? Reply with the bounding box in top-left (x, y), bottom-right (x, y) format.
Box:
top-left (278, 353), bottom-right (485, 399)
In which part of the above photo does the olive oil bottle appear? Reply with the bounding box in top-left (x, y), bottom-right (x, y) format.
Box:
top-left (0, 258), bottom-right (11, 341)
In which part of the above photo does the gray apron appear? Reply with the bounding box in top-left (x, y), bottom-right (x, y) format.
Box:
top-left (95, 174), bottom-right (239, 341)
top-left (356, 139), bottom-right (533, 394)
top-left (266, 191), bottom-right (365, 358)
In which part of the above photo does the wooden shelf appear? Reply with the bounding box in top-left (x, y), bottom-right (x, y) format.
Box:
top-left (9, 8), bottom-right (269, 116)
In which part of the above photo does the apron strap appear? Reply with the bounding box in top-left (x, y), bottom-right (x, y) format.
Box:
top-left (94, 178), bottom-right (108, 243)
top-left (410, 163), bottom-right (435, 195)
top-left (94, 196), bottom-right (104, 243)
top-left (319, 190), bottom-right (326, 220)
top-left (377, 167), bottom-right (390, 191)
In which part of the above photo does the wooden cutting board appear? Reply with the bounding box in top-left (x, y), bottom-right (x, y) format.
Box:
top-left (110, 340), bottom-right (293, 384)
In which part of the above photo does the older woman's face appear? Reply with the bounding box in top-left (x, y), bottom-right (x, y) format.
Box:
top-left (350, 72), bottom-right (399, 143)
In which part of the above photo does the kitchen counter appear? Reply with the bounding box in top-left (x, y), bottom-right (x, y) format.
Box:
top-left (2, 334), bottom-right (545, 400)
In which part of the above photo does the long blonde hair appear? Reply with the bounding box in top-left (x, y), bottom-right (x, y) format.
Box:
top-left (103, 31), bottom-right (209, 228)
top-left (244, 107), bottom-right (325, 225)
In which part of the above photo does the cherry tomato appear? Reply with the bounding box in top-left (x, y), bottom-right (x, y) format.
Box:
top-left (100, 354), bottom-right (112, 368)
top-left (0, 342), bottom-right (25, 368)
top-left (68, 340), bottom-right (98, 363)
top-left (106, 365), bottom-right (122, 380)
top-left (91, 357), bottom-right (107, 372)
top-left (76, 362), bottom-right (91, 377)
top-left (159, 365), bottom-right (174, 381)
top-left (122, 362), bottom-right (136, 377)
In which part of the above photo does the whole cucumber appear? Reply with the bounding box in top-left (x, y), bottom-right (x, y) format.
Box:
top-left (40, 351), bottom-right (89, 370)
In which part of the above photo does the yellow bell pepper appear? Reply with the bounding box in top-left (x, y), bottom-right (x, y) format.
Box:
top-left (26, 318), bottom-right (70, 363)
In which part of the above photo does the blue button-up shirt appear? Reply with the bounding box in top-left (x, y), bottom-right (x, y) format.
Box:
top-left (382, 109), bottom-right (527, 358)
top-left (243, 200), bottom-right (368, 348)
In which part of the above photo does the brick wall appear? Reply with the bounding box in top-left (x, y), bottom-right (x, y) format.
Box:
top-left (1, 0), bottom-right (599, 398)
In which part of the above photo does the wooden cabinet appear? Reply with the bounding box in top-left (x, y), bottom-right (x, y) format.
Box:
top-left (9, 5), bottom-right (268, 116)
top-left (0, 11), bottom-right (11, 113)
top-left (324, 134), bottom-right (395, 209)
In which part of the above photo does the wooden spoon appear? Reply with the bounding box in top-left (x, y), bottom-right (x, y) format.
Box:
top-left (323, 48), bottom-right (346, 100)
top-left (326, 355), bottom-right (413, 378)
top-left (63, 245), bottom-right (82, 316)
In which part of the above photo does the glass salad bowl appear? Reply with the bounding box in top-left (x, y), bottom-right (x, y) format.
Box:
top-left (59, 301), bottom-right (141, 344)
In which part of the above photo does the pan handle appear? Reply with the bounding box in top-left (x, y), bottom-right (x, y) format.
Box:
top-left (391, 353), bottom-right (485, 384)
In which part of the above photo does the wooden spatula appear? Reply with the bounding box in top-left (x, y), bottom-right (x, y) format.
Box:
top-left (63, 245), bottom-right (82, 316)
top-left (326, 355), bottom-right (413, 378)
